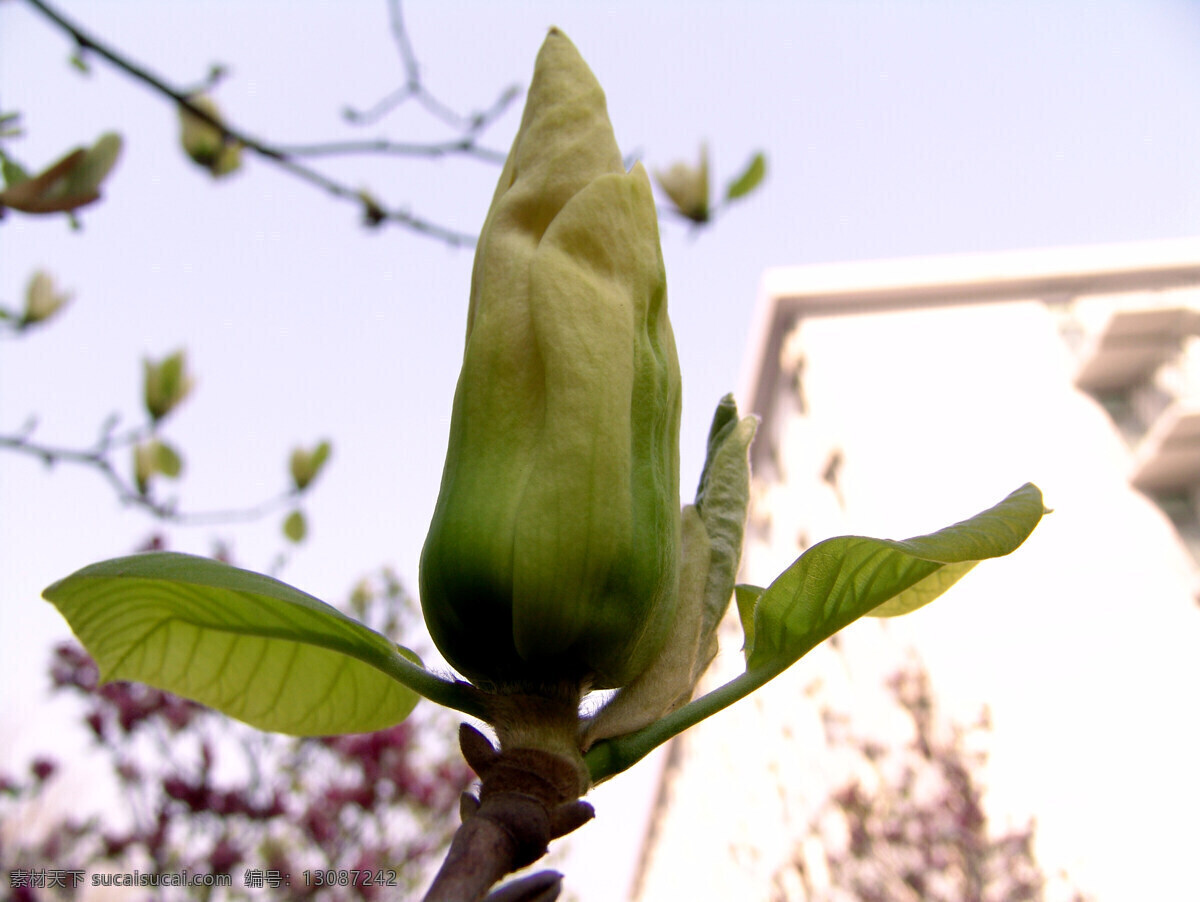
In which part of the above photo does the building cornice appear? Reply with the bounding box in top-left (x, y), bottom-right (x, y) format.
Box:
top-left (742, 237), bottom-right (1200, 468)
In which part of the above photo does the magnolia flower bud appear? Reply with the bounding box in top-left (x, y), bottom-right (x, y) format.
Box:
top-left (179, 95), bottom-right (242, 178)
top-left (143, 350), bottom-right (194, 422)
top-left (655, 144), bottom-right (710, 224)
top-left (133, 439), bottom-right (182, 495)
top-left (289, 441), bottom-right (331, 491)
top-left (420, 29), bottom-right (682, 692)
top-left (23, 271), bottom-right (72, 325)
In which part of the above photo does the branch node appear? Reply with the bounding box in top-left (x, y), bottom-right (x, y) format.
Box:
top-left (422, 722), bottom-right (593, 901)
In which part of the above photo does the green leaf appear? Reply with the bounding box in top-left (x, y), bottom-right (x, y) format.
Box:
top-left (283, 509), bottom-right (307, 543)
top-left (133, 439), bottom-right (183, 493)
top-left (0, 141), bottom-right (112, 215)
top-left (310, 441), bottom-right (330, 471)
top-left (61, 132), bottom-right (121, 199)
top-left (693, 399), bottom-right (757, 653)
top-left (154, 440), bottom-right (183, 478)
top-left (734, 584), bottom-right (763, 660)
top-left (43, 552), bottom-right (481, 735)
top-left (724, 152), bottom-right (766, 202)
top-left (1, 153), bottom-right (29, 188)
top-left (746, 483), bottom-right (1046, 673)
top-left (867, 561), bottom-right (976, 618)
top-left (695, 394), bottom-right (739, 503)
top-left (584, 484), bottom-right (1046, 784)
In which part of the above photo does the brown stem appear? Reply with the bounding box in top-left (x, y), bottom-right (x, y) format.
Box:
top-left (20, 0), bottom-right (481, 246)
top-left (0, 421), bottom-right (305, 525)
top-left (423, 725), bottom-right (593, 902)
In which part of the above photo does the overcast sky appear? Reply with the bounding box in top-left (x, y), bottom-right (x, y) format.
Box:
top-left (3, 0), bottom-right (1200, 897)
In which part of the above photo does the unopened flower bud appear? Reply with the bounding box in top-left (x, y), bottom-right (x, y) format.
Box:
top-left (655, 145), bottom-right (710, 224)
top-left (420, 29), bottom-right (682, 693)
top-left (143, 351), bottom-right (194, 422)
top-left (179, 95), bottom-right (242, 178)
top-left (289, 441), bottom-right (331, 491)
top-left (23, 270), bottom-right (71, 325)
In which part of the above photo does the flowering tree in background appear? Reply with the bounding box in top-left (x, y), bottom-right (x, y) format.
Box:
top-left (1, 569), bottom-right (473, 900)
top-left (774, 656), bottom-right (1091, 902)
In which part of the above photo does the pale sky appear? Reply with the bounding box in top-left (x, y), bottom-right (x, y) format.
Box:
top-left (3, 1), bottom-right (1200, 899)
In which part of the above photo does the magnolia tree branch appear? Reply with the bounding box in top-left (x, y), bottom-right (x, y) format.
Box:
top-left (0, 417), bottom-right (302, 526)
top-left (20, 0), bottom-right (519, 246)
top-left (272, 137), bottom-right (506, 163)
top-left (346, 0), bottom-right (520, 139)
top-left (423, 726), bottom-right (593, 902)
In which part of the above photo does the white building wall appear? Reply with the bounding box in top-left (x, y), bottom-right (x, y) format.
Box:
top-left (633, 242), bottom-right (1200, 901)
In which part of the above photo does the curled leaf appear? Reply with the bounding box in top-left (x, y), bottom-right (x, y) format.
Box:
top-left (0, 132), bottom-right (122, 215)
top-left (61, 133), bottom-right (122, 200)
top-left (691, 395), bottom-right (758, 682)
top-left (734, 584), bottom-right (763, 661)
top-left (724, 151), bottom-right (766, 202)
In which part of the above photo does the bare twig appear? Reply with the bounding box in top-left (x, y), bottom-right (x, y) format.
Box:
top-left (343, 0), bottom-right (520, 137)
top-left (19, 0), bottom-right (515, 247)
top-left (389, 0), bottom-right (422, 89)
top-left (274, 137), bottom-right (505, 164)
top-left (0, 420), bottom-right (302, 525)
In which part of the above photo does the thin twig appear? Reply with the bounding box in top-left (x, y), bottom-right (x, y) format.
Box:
top-left (20, 0), bottom-right (499, 247)
top-left (0, 425), bottom-right (303, 526)
top-left (274, 137), bottom-right (505, 164)
top-left (342, 0), bottom-right (520, 139)
top-left (388, 0), bottom-right (421, 88)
